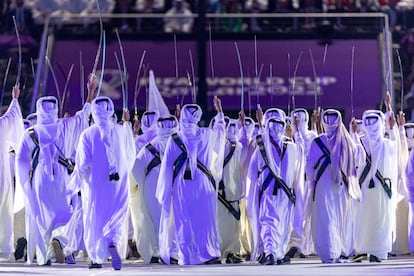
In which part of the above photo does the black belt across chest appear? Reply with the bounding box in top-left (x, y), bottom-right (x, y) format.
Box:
top-left (256, 135), bottom-right (296, 205)
top-left (312, 137), bottom-right (349, 201)
top-left (27, 127), bottom-right (75, 187)
top-left (172, 133), bottom-right (241, 220)
top-left (358, 141), bottom-right (392, 199)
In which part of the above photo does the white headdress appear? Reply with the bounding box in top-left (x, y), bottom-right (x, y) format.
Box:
top-left (321, 109), bottom-right (356, 184)
top-left (36, 96), bottom-right (58, 125)
top-left (92, 96), bottom-right (118, 176)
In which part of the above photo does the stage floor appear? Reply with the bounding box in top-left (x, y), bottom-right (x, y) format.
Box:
top-left (1, 256), bottom-right (414, 276)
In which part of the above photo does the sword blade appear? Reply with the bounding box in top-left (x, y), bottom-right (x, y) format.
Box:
top-left (189, 50), bottom-right (196, 104)
top-left (12, 16), bottom-right (22, 86)
top-left (292, 51), bottom-right (303, 111)
top-left (91, 0), bottom-right (103, 77)
top-left (396, 48), bottom-right (404, 112)
top-left (45, 56), bottom-right (62, 106)
top-left (234, 42), bottom-right (244, 111)
top-left (60, 64), bottom-right (74, 117)
top-left (134, 50), bottom-right (147, 110)
top-left (115, 29), bottom-right (128, 109)
top-left (351, 46), bottom-right (355, 118)
top-left (309, 48), bottom-right (318, 111)
top-left (80, 51), bottom-right (85, 105)
top-left (0, 58), bottom-right (12, 107)
top-left (114, 51), bottom-right (126, 109)
top-left (97, 30), bottom-right (106, 97)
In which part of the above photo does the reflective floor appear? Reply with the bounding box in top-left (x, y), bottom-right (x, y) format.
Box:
top-left (1, 256), bottom-right (414, 276)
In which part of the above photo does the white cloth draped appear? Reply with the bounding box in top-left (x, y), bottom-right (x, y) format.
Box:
top-left (70, 120), bottom-right (135, 264)
top-left (354, 110), bottom-right (398, 259)
top-left (131, 116), bottom-right (179, 263)
top-left (68, 98), bottom-right (135, 264)
top-left (217, 138), bottom-right (244, 256)
top-left (15, 100), bottom-right (91, 265)
top-left (238, 125), bottom-right (258, 256)
top-left (289, 127), bottom-right (317, 255)
top-left (246, 118), bottom-right (303, 262)
top-left (156, 107), bottom-right (225, 265)
top-left (0, 99), bottom-right (24, 254)
top-left (405, 149), bottom-right (414, 252)
top-left (306, 120), bottom-right (365, 262)
top-left (392, 125), bottom-right (410, 254)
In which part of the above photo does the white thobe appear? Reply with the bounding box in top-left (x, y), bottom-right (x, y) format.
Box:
top-left (246, 137), bottom-right (302, 261)
top-left (15, 104), bottom-right (91, 265)
top-left (71, 122), bottom-right (135, 264)
top-left (0, 99), bottom-right (24, 255)
top-left (156, 113), bottom-right (225, 265)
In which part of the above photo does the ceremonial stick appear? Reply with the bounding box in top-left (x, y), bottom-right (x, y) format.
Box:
top-left (318, 44), bottom-right (328, 109)
top-left (173, 34), bottom-right (179, 105)
top-left (253, 64), bottom-right (264, 107)
top-left (291, 51), bottom-right (303, 112)
top-left (209, 25), bottom-right (215, 80)
top-left (30, 16), bottom-right (50, 113)
top-left (115, 29), bottom-right (128, 109)
top-left (396, 49), bottom-right (404, 112)
top-left (133, 50), bottom-right (147, 120)
top-left (12, 16), bottom-right (22, 86)
top-left (80, 51), bottom-right (85, 105)
top-left (91, 0), bottom-right (103, 79)
top-left (351, 46), bottom-right (355, 118)
top-left (60, 64), bottom-right (74, 117)
top-left (234, 42), bottom-right (244, 111)
top-left (247, 68), bottom-right (251, 117)
top-left (254, 35), bottom-right (259, 105)
top-left (309, 48), bottom-right (318, 112)
top-left (45, 56), bottom-right (62, 106)
top-left (189, 50), bottom-right (196, 104)
top-left (0, 58), bottom-right (12, 107)
top-left (287, 53), bottom-right (291, 115)
top-left (97, 31), bottom-right (106, 97)
top-left (379, 27), bottom-right (393, 113)
top-left (114, 51), bottom-right (126, 110)
top-left (384, 28), bottom-right (393, 99)
top-left (30, 58), bottom-right (35, 80)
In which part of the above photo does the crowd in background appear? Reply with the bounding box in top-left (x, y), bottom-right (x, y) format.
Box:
top-left (3, 0), bottom-right (414, 109)
top-left (1, 0), bottom-right (414, 34)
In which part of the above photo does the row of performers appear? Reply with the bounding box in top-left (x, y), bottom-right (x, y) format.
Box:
top-left (0, 72), bottom-right (413, 269)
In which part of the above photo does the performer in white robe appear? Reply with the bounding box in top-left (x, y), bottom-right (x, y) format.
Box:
top-left (12, 119), bottom-right (32, 262)
top-left (238, 115), bottom-right (256, 258)
top-left (0, 85), bottom-right (24, 261)
top-left (288, 108), bottom-right (317, 257)
top-left (15, 85), bottom-right (93, 265)
top-left (405, 122), bottom-right (414, 253)
top-left (354, 109), bottom-right (399, 262)
top-left (14, 116), bottom-right (37, 263)
top-left (135, 111), bottom-right (159, 154)
top-left (390, 111), bottom-right (410, 255)
top-left (64, 110), bottom-right (123, 265)
top-left (128, 111), bottom-right (159, 259)
top-left (392, 110), bottom-right (410, 253)
top-left (217, 119), bottom-right (244, 263)
top-left (246, 113), bottom-right (303, 265)
top-left (128, 70), bottom-right (169, 259)
top-left (156, 97), bottom-right (226, 265)
top-left (69, 96), bottom-right (135, 270)
top-left (130, 110), bottom-right (159, 246)
top-left (305, 109), bottom-right (364, 263)
top-left (131, 115), bottom-right (179, 264)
